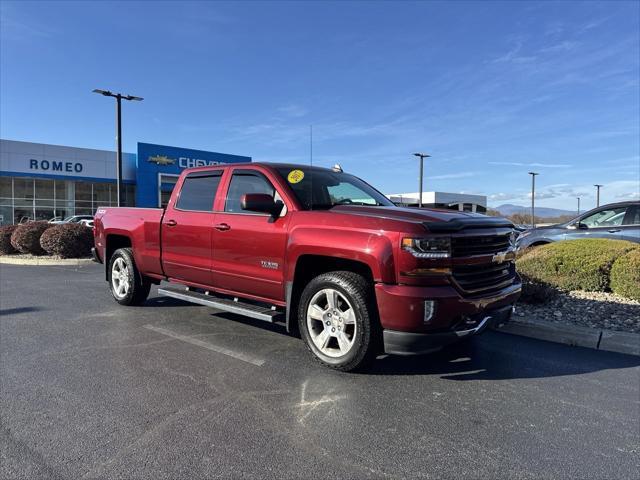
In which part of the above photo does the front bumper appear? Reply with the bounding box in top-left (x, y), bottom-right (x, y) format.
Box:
top-left (375, 279), bottom-right (521, 332)
top-left (383, 305), bottom-right (513, 355)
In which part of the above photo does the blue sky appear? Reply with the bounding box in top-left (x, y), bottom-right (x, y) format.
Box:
top-left (1, 0), bottom-right (638, 210)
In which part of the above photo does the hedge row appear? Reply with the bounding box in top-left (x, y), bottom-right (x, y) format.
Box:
top-left (10, 221), bottom-right (51, 255)
top-left (1, 222), bottom-right (94, 258)
top-left (40, 223), bottom-right (94, 258)
top-left (0, 225), bottom-right (18, 255)
top-left (610, 249), bottom-right (640, 301)
top-left (516, 239), bottom-right (639, 301)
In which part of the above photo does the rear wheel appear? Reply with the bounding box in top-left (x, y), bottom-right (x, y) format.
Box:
top-left (108, 248), bottom-right (151, 306)
top-left (298, 271), bottom-right (380, 372)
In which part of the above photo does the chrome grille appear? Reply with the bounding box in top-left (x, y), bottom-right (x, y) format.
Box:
top-left (452, 262), bottom-right (516, 295)
top-left (451, 234), bottom-right (511, 258)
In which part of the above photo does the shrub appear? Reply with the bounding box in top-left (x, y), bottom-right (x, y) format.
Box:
top-left (10, 221), bottom-right (52, 255)
top-left (610, 249), bottom-right (640, 301)
top-left (518, 272), bottom-right (559, 304)
top-left (0, 225), bottom-right (18, 255)
top-left (39, 223), bottom-right (94, 258)
top-left (516, 239), bottom-right (638, 293)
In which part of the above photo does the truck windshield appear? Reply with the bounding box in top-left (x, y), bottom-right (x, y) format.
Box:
top-left (275, 167), bottom-right (394, 210)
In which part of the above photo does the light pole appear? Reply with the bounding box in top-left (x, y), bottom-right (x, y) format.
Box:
top-left (577, 197), bottom-right (580, 215)
top-left (594, 184), bottom-right (603, 207)
top-left (413, 152), bottom-right (431, 208)
top-left (528, 172), bottom-right (539, 228)
top-left (93, 89), bottom-right (143, 207)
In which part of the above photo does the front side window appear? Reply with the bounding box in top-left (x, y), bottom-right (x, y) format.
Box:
top-left (275, 167), bottom-right (393, 210)
top-left (176, 172), bottom-right (222, 211)
top-left (580, 207), bottom-right (627, 228)
top-left (224, 171), bottom-right (278, 213)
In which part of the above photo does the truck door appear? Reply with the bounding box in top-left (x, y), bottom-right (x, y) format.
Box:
top-left (161, 170), bottom-right (223, 286)
top-left (211, 168), bottom-right (290, 302)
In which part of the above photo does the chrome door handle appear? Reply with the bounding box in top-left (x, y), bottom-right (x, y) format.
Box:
top-left (215, 223), bottom-right (231, 231)
top-left (608, 229), bottom-right (621, 233)
top-left (166, 219), bottom-right (177, 227)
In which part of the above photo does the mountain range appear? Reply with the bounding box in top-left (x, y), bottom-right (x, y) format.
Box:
top-left (493, 204), bottom-right (577, 218)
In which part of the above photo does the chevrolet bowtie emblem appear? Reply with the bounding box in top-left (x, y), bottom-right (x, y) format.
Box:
top-left (148, 155), bottom-right (176, 165)
top-left (492, 250), bottom-right (514, 264)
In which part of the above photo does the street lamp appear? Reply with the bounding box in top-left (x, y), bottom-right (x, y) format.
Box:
top-left (594, 184), bottom-right (603, 207)
top-left (577, 197), bottom-right (580, 215)
top-left (528, 172), bottom-right (539, 228)
top-left (413, 152), bottom-right (431, 208)
top-left (93, 89), bottom-right (143, 207)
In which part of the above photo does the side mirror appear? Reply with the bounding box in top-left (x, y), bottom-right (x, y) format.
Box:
top-left (568, 222), bottom-right (587, 230)
top-left (241, 193), bottom-right (283, 216)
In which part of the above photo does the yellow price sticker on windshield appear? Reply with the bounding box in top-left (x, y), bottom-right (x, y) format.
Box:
top-left (287, 169), bottom-right (305, 184)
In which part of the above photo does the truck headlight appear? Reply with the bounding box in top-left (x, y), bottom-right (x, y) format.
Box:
top-left (510, 230), bottom-right (518, 248)
top-left (402, 237), bottom-right (451, 259)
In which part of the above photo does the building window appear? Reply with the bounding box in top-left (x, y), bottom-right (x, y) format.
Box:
top-left (0, 177), bottom-right (134, 224)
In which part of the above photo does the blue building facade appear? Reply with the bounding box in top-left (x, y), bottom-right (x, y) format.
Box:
top-left (136, 143), bottom-right (251, 207)
top-left (0, 139), bottom-right (251, 224)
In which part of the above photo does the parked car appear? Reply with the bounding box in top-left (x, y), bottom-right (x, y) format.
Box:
top-left (516, 201), bottom-right (640, 250)
top-left (50, 215), bottom-right (95, 225)
top-left (93, 163), bottom-right (521, 371)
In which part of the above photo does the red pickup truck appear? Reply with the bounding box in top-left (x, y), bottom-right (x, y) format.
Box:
top-left (93, 163), bottom-right (520, 371)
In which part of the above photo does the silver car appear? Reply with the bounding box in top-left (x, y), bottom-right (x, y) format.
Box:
top-left (516, 201), bottom-right (640, 250)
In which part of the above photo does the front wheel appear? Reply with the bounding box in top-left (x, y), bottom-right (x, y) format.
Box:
top-left (298, 271), bottom-right (380, 372)
top-left (108, 248), bottom-right (151, 306)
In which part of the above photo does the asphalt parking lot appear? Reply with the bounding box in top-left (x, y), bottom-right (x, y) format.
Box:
top-left (1, 263), bottom-right (639, 479)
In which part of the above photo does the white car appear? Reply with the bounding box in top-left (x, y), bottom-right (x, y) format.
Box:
top-left (50, 215), bottom-right (94, 225)
top-left (79, 219), bottom-right (94, 228)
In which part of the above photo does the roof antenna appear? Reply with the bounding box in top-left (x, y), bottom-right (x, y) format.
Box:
top-left (309, 124), bottom-right (313, 166)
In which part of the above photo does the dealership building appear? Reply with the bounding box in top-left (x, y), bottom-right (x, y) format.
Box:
top-left (0, 139), bottom-right (251, 225)
top-left (388, 191), bottom-right (487, 213)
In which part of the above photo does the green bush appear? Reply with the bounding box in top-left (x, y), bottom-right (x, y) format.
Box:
top-left (40, 223), bottom-right (94, 258)
top-left (10, 221), bottom-right (52, 255)
top-left (0, 225), bottom-right (18, 255)
top-left (518, 272), bottom-right (559, 304)
top-left (610, 249), bottom-right (640, 301)
top-left (516, 239), bottom-right (638, 293)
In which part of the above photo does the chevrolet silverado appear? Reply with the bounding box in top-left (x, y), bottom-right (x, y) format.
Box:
top-left (93, 163), bottom-right (521, 371)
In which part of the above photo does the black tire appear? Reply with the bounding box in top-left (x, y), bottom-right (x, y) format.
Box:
top-left (298, 271), bottom-right (381, 372)
top-left (108, 247), bottom-right (151, 306)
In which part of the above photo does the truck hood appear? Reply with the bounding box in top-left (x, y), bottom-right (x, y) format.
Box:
top-left (330, 205), bottom-right (513, 231)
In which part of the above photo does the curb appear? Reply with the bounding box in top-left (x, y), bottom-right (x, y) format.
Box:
top-left (0, 256), bottom-right (94, 266)
top-left (492, 318), bottom-right (640, 357)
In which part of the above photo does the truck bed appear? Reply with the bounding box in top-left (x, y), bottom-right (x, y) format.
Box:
top-left (94, 207), bottom-right (165, 277)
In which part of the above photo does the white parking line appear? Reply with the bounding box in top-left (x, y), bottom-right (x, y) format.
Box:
top-left (143, 324), bottom-right (265, 366)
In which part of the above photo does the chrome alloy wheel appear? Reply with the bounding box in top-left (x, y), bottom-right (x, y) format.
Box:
top-left (111, 257), bottom-right (130, 299)
top-left (306, 288), bottom-right (357, 358)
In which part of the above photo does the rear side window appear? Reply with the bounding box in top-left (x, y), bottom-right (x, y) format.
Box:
top-left (176, 172), bottom-right (222, 211)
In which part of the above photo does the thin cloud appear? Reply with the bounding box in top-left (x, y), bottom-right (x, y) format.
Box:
top-left (488, 161), bottom-right (571, 168)
top-left (490, 41), bottom-right (537, 64)
top-left (278, 105), bottom-right (308, 118)
top-left (430, 172), bottom-right (479, 180)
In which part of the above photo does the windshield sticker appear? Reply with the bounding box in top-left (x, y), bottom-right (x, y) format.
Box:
top-left (287, 169), bottom-right (305, 184)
